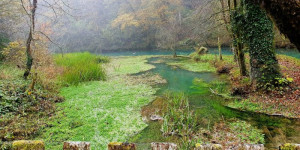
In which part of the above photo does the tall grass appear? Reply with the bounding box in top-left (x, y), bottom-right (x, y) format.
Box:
top-left (55, 52), bottom-right (108, 85)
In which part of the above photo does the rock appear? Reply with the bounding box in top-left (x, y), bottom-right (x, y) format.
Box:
top-left (108, 142), bottom-right (136, 150)
top-left (63, 141), bottom-right (90, 150)
top-left (229, 144), bottom-right (264, 150)
top-left (12, 140), bottom-right (44, 150)
top-left (194, 143), bottom-right (222, 150)
top-left (217, 65), bottom-right (231, 74)
top-left (151, 142), bottom-right (177, 150)
top-left (279, 143), bottom-right (300, 150)
top-left (150, 115), bottom-right (163, 121)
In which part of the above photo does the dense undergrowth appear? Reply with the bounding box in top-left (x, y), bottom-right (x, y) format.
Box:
top-left (0, 50), bottom-right (109, 149)
top-left (0, 64), bottom-right (63, 147)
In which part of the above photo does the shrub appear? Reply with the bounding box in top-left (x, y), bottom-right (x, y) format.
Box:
top-left (1, 41), bottom-right (26, 67)
top-left (54, 52), bottom-right (107, 85)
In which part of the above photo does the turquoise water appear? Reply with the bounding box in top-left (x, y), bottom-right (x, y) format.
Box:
top-left (130, 57), bottom-right (300, 149)
top-left (100, 48), bottom-right (300, 59)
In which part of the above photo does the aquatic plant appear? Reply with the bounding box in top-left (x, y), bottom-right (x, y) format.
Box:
top-left (38, 56), bottom-right (160, 149)
top-left (161, 92), bottom-right (200, 149)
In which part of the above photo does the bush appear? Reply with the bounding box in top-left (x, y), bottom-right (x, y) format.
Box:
top-left (0, 34), bottom-right (9, 62)
top-left (1, 41), bottom-right (26, 67)
top-left (55, 52), bottom-right (107, 85)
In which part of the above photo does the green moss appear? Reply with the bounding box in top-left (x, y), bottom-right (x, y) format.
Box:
top-left (229, 121), bottom-right (265, 144)
top-left (12, 140), bottom-right (44, 150)
top-left (38, 56), bottom-right (159, 150)
top-left (165, 54), bottom-right (234, 73)
top-left (106, 56), bottom-right (155, 76)
top-left (280, 143), bottom-right (297, 150)
top-left (227, 99), bottom-right (263, 112)
top-left (166, 57), bottom-right (216, 72)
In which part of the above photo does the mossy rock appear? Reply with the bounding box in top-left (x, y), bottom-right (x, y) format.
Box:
top-left (12, 140), bottom-right (44, 150)
top-left (280, 143), bottom-right (300, 150)
top-left (108, 142), bottom-right (136, 150)
top-left (195, 143), bottom-right (222, 150)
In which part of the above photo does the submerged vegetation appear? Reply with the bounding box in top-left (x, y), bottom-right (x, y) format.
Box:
top-left (165, 52), bottom-right (300, 118)
top-left (158, 92), bottom-right (264, 149)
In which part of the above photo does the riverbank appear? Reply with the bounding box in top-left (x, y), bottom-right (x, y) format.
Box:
top-left (165, 54), bottom-right (300, 119)
top-left (37, 56), bottom-right (166, 149)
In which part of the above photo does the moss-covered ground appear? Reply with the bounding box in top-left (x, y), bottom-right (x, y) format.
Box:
top-left (165, 56), bottom-right (216, 72)
top-left (37, 56), bottom-right (161, 149)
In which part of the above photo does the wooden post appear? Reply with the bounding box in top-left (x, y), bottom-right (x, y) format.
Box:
top-left (12, 140), bottom-right (45, 150)
top-left (63, 141), bottom-right (90, 150)
top-left (108, 142), bottom-right (136, 150)
top-left (151, 142), bottom-right (177, 150)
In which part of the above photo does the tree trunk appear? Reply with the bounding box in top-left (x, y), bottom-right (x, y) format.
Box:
top-left (237, 42), bottom-right (247, 76)
top-left (24, 29), bottom-right (33, 79)
top-left (243, 1), bottom-right (281, 87)
top-left (173, 50), bottom-right (177, 58)
top-left (24, 0), bottom-right (37, 79)
top-left (246, 0), bottom-right (300, 51)
top-left (218, 37), bottom-right (222, 60)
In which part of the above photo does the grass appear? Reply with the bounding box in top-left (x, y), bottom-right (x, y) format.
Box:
top-left (0, 64), bottom-right (23, 80)
top-left (54, 52), bottom-right (107, 85)
top-left (227, 99), bottom-right (264, 113)
top-left (165, 55), bottom-right (234, 73)
top-left (228, 121), bottom-right (265, 144)
top-left (38, 55), bottom-right (160, 149)
top-left (167, 57), bottom-right (216, 72)
top-left (105, 56), bottom-right (155, 76)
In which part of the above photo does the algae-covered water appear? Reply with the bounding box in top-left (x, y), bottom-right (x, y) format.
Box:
top-left (129, 57), bottom-right (300, 149)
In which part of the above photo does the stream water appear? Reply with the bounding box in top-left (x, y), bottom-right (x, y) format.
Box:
top-left (100, 48), bottom-right (300, 59)
top-left (100, 50), bottom-right (300, 149)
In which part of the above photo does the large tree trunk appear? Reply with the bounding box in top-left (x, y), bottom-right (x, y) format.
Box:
top-left (244, 1), bottom-right (281, 88)
top-left (23, 0), bottom-right (37, 79)
top-left (246, 0), bottom-right (300, 51)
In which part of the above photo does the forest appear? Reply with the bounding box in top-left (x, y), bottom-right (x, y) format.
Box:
top-left (0, 0), bottom-right (299, 150)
